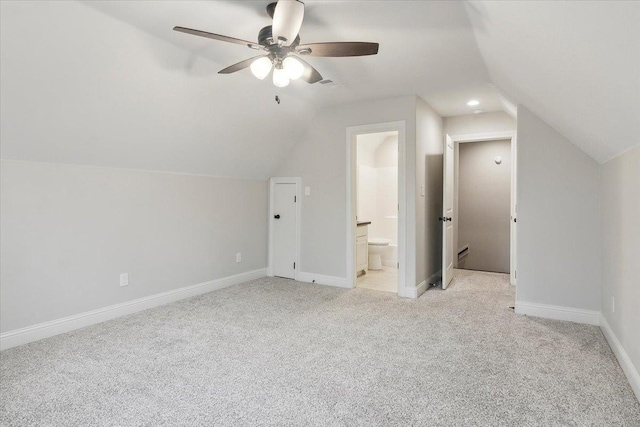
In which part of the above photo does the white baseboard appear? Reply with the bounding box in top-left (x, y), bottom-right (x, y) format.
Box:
top-left (514, 300), bottom-right (600, 326)
top-left (382, 260), bottom-right (398, 268)
top-left (600, 315), bottom-right (640, 402)
top-left (0, 268), bottom-right (267, 351)
top-left (406, 280), bottom-right (427, 299)
top-left (297, 272), bottom-right (349, 289)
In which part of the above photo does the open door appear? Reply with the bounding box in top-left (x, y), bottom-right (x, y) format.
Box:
top-left (441, 135), bottom-right (454, 289)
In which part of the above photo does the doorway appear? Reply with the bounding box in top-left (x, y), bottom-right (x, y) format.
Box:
top-left (268, 177), bottom-right (301, 280)
top-left (442, 132), bottom-right (517, 288)
top-left (346, 121), bottom-right (407, 296)
top-left (354, 131), bottom-right (399, 293)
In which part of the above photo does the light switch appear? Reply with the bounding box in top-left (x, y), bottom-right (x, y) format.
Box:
top-left (305, 186), bottom-right (311, 196)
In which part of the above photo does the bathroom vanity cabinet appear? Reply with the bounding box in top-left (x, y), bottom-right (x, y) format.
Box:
top-left (356, 222), bottom-right (370, 274)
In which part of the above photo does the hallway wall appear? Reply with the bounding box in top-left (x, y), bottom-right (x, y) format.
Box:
top-left (457, 139), bottom-right (511, 273)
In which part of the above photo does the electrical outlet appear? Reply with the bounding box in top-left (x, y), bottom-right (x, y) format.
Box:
top-left (612, 297), bottom-right (615, 313)
top-left (236, 253), bottom-right (242, 263)
top-left (421, 185), bottom-right (425, 196)
top-left (120, 273), bottom-right (129, 287)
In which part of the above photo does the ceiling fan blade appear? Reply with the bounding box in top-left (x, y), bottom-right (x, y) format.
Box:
top-left (295, 57), bottom-right (323, 84)
top-left (297, 42), bottom-right (379, 57)
top-left (173, 27), bottom-right (258, 48)
top-left (218, 56), bottom-right (266, 74)
top-left (272, 0), bottom-right (305, 46)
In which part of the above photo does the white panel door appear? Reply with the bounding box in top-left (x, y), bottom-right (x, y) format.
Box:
top-left (442, 135), bottom-right (455, 289)
top-left (273, 183), bottom-right (297, 279)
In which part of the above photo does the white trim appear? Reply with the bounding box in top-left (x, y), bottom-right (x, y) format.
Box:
top-left (406, 280), bottom-right (427, 299)
top-left (514, 300), bottom-right (600, 326)
top-left (0, 268), bottom-right (267, 351)
top-left (600, 315), bottom-right (640, 402)
top-left (268, 177), bottom-right (301, 281)
top-left (297, 272), bottom-right (349, 289)
top-left (510, 134), bottom-right (518, 286)
top-left (346, 121), bottom-right (408, 297)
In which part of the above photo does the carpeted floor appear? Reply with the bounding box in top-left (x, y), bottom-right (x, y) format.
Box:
top-left (1, 269), bottom-right (639, 426)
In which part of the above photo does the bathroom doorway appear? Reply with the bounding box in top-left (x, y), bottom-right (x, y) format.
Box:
top-left (347, 122), bottom-right (406, 295)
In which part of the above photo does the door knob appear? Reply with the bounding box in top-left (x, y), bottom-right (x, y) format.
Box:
top-left (439, 217), bottom-right (445, 222)
top-left (274, 215), bottom-right (281, 219)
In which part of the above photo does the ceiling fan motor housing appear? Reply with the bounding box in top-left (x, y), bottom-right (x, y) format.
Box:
top-left (258, 25), bottom-right (300, 49)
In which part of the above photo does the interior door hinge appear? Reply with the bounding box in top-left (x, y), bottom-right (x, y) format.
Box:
top-left (294, 196), bottom-right (297, 203)
top-left (293, 262), bottom-right (296, 269)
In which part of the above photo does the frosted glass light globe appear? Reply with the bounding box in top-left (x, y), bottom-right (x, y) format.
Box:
top-left (283, 56), bottom-right (304, 80)
top-left (272, 67), bottom-right (290, 88)
top-left (250, 57), bottom-right (273, 80)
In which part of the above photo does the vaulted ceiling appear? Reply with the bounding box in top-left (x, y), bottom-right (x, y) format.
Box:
top-left (466, 0), bottom-right (640, 163)
top-left (1, 1), bottom-right (638, 179)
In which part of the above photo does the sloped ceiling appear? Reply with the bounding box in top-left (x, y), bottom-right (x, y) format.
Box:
top-left (0, 1), bottom-right (315, 180)
top-left (466, 1), bottom-right (640, 163)
top-left (83, 0), bottom-right (504, 116)
top-left (1, 1), bottom-right (505, 180)
top-left (1, 1), bottom-right (637, 178)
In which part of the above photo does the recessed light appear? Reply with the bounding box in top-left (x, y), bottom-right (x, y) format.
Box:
top-left (467, 100), bottom-right (480, 106)
top-left (473, 109), bottom-right (483, 115)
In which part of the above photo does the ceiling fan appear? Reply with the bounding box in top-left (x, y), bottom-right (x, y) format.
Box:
top-left (174, 0), bottom-right (379, 88)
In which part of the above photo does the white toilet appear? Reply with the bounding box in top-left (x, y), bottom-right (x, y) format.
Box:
top-left (368, 238), bottom-right (390, 270)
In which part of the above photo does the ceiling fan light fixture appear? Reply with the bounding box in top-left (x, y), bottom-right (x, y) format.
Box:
top-left (273, 66), bottom-right (290, 87)
top-left (283, 56), bottom-right (304, 80)
top-left (250, 57), bottom-right (273, 80)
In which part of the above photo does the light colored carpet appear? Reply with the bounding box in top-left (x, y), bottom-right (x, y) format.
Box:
top-left (1, 269), bottom-right (639, 426)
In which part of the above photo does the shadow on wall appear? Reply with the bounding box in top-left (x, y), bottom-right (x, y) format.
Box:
top-left (426, 153), bottom-right (444, 281)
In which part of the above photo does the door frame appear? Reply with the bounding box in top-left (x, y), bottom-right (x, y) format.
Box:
top-left (268, 177), bottom-right (301, 281)
top-left (449, 131), bottom-right (517, 286)
top-left (346, 121), bottom-right (407, 296)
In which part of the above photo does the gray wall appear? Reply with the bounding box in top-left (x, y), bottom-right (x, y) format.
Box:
top-left (600, 144), bottom-right (640, 382)
top-left (516, 106), bottom-right (601, 310)
top-left (458, 140), bottom-right (511, 273)
top-left (0, 160), bottom-right (268, 332)
top-left (274, 96), bottom-right (418, 287)
top-left (416, 98), bottom-right (443, 284)
top-left (444, 111), bottom-right (516, 136)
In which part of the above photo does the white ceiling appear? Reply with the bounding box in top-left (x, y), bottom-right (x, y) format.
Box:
top-left (81, 0), bottom-right (506, 117)
top-left (466, 0), bottom-right (640, 163)
top-left (1, 1), bottom-right (638, 179)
